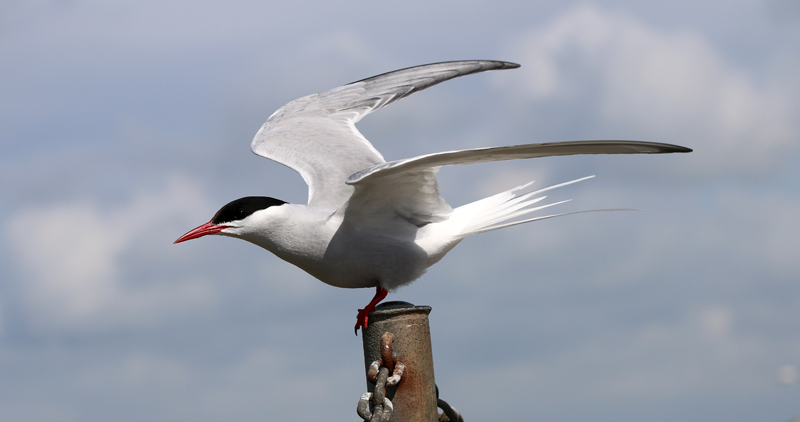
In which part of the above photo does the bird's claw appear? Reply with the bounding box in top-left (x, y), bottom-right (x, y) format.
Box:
top-left (354, 308), bottom-right (369, 335)
top-left (354, 286), bottom-right (388, 335)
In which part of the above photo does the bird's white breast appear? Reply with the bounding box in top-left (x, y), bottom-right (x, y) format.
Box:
top-left (239, 204), bottom-right (433, 290)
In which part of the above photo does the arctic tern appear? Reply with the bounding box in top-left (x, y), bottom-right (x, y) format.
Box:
top-left (174, 60), bottom-right (691, 333)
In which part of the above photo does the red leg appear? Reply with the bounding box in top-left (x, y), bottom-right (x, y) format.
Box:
top-left (355, 286), bottom-right (388, 334)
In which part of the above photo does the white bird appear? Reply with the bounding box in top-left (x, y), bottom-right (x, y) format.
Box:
top-left (174, 60), bottom-right (691, 332)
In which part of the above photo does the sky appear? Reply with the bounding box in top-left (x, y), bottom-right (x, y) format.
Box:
top-left (1, 0), bottom-right (799, 421)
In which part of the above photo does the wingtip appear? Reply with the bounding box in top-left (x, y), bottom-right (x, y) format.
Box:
top-left (627, 141), bottom-right (693, 154)
top-left (664, 144), bottom-right (693, 153)
top-left (650, 141), bottom-right (692, 153)
top-left (619, 141), bottom-right (693, 154)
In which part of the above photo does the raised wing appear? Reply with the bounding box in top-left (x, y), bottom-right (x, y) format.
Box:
top-left (251, 60), bottom-right (520, 210)
top-left (347, 140), bottom-right (692, 184)
top-left (343, 141), bottom-right (691, 224)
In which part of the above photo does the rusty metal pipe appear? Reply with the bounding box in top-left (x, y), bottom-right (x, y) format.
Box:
top-left (362, 301), bottom-right (438, 422)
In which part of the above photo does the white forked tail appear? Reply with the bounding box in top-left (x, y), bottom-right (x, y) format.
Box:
top-left (452, 175), bottom-right (596, 238)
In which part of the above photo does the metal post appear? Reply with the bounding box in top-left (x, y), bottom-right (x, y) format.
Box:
top-left (362, 301), bottom-right (438, 422)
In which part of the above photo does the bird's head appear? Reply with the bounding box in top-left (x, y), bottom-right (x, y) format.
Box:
top-left (174, 196), bottom-right (287, 243)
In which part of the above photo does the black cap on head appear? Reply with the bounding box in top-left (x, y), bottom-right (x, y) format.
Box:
top-left (211, 196), bottom-right (287, 224)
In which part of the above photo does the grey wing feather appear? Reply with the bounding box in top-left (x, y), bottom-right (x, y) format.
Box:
top-left (347, 140), bottom-right (693, 184)
top-left (343, 166), bottom-right (454, 226)
top-left (251, 60), bottom-right (520, 210)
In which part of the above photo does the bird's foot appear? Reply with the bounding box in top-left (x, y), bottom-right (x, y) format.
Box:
top-left (354, 286), bottom-right (388, 335)
top-left (354, 308), bottom-right (370, 334)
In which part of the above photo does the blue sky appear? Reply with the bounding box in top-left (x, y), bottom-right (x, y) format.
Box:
top-left (1, 1), bottom-right (799, 421)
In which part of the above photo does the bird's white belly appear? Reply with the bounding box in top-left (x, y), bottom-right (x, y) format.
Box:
top-left (315, 227), bottom-right (430, 290)
top-left (248, 208), bottom-right (431, 290)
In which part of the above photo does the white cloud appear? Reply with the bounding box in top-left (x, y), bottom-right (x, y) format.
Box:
top-left (499, 4), bottom-right (798, 176)
top-left (9, 202), bottom-right (123, 320)
top-left (778, 364), bottom-right (799, 385)
top-left (4, 176), bottom-right (218, 332)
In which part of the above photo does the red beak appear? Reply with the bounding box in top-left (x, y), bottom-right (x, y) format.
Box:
top-left (174, 222), bottom-right (227, 244)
